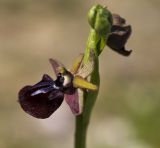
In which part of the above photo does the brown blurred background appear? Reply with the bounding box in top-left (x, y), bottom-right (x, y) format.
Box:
top-left (0, 0), bottom-right (160, 148)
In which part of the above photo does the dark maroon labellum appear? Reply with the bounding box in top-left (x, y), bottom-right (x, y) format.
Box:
top-left (107, 14), bottom-right (132, 56)
top-left (18, 74), bottom-right (64, 119)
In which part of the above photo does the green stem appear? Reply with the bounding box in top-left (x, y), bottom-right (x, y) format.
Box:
top-left (75, 114), bottom-right (87, 148)
top-left (75, 29), bottom-right (100, 148)
top-left (75, 64), bottom-right (99, 148)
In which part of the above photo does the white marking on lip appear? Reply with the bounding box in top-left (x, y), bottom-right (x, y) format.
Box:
top-left (53, 84), bottom-right (60, 89)
top-left (31, 90), bottom-right (46, 96)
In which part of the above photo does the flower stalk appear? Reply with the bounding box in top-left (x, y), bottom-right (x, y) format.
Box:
top-left (75, 5), bottom-right (112, 148)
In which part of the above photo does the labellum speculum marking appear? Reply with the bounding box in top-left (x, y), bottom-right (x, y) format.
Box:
top-left (18, 51), bottom-right (98, 119)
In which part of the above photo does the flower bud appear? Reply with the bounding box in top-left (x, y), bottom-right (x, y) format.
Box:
top-left (88, 5), bottom-right (112, 37)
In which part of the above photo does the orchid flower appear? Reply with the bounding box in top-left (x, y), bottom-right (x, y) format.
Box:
top-left (18, 51), bottom-right (97, 119)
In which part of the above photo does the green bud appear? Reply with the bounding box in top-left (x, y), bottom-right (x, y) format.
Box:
top-left (88, 5), bottom-right (112, 37)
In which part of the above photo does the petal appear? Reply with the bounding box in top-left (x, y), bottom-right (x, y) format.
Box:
top-left (18, 75), bottom-right (64, 119)
top-left (65, 89), bottom-right (83, 115)
top-left (49, 58), bottom-right (64, 76)
top-left (70, 54), bottom-right (84, 74)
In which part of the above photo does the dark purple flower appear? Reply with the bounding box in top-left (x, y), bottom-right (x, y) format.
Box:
top-left (18, 74), bottom-right (64, 119)
top-left (106, 14), bottom-right (132, 56)
top-left (18, 52), bottom-right (98, 118)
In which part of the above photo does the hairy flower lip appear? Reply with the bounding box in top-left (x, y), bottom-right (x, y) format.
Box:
top-left (18, 74), bottom-right (64, 119)
top-left (106, 14), bottom-right (132, 56)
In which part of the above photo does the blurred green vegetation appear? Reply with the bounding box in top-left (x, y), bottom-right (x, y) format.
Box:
top-left (0, 0), bottom-right (160, 148)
